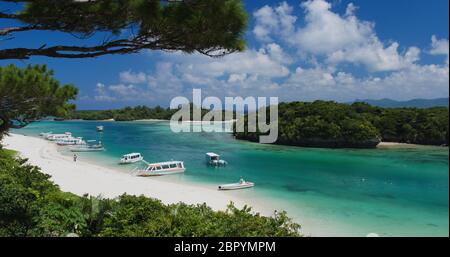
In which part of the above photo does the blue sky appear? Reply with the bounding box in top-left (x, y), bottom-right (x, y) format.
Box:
top-left (1, 0), bottom-right (449, 110)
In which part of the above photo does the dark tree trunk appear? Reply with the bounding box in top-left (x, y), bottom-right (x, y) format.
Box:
top-left (0, 115), bottom-right (11, 139)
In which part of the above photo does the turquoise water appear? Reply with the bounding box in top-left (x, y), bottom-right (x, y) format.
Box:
top-left (12, 120), bottom-right (449, 236)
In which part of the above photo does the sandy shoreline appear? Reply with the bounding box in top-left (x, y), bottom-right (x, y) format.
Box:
top-left (377, 141), bottom-right (445, 148)
top-left (2, 133), bottom-right (272, 216)
top-left (377, 142), bottom-right (418, 148)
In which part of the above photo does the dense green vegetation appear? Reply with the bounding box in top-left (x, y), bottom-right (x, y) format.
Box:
top-left (0, 0), bottom-right (248, 60)
top-left (69, 106), bottom-right (177, 121)
top-left (363, 104), bottom-right (449, 145)
top-left (67, 105), bottom-right (236, 121)
top-left (0, 149), bottom-right (300, 237)
top-left (235, 101), bottom-right (449, 148)
top-left (0, 64), bottom-right (78, 139)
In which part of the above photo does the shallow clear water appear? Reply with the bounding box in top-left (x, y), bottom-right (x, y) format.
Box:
top-left (12, 120), bottom-right (449, 236)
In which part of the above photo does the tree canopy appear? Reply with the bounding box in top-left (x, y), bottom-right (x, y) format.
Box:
top-left (0, 64), bottom-right (78, 138)
top-left (0, 0), bottom-right (248, 59)
top-left (235, 101), bottom-right (449, 148)
top-left (67, 104), bottom-right (236, 121)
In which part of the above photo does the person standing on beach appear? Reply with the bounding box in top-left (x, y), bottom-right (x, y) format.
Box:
top-left (73, 154), bottom-right (77, 162)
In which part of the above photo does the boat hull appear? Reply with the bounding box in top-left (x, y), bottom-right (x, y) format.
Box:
top-left (218, 182), bottom-right (254, 190)
top-left (57, 142), bottom-right (85, 146)
top-left (208, 160), bottom-right (227, 166)
top-left (119, 157), bottom-right (144, 164)
top-left (137, 168), bottom-right (185, 177)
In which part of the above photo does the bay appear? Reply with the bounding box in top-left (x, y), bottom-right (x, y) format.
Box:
top-left (12, 120), bottom-right (449, 237)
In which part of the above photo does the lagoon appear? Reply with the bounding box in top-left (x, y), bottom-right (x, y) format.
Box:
top-left (12, 120), bottom-right (449, 236)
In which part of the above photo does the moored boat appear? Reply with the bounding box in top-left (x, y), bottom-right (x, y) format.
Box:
top-left (218, 178), bottom-right (254, 190)
top-left (56, 137), bottom-right (86, 146)
top-left (46, 132), bottom-right (72, 141)
top-left (120, 153), bottom-right (144, 164)
top-left (206, 152), bottom-right (227, 166)
top-left (70, 141), bottom-right (105, 152)
top-left (96, 126), bottom-right (104, 132)
top-left (135, 161), bottom-right (185, 176)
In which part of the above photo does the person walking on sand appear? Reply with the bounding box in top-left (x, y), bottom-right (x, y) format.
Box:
top-left (73, 154), bottom-right (77, 162)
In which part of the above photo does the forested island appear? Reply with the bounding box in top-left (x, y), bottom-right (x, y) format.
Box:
top-left (68, 106), bottom-right (176, 121)
top-left (67, 105), bottom-right (236, 121)
top-left (234, 101), bottom-right (449, 148)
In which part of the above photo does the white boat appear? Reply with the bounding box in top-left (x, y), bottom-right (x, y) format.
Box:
top-left (70, 141), bottom-right (105, 152)
top-left (120, 153), bottom-right (144, 164)
top-left (135, 161), bottom-right (185, 176)
top-left (206, 152), bottom-right (227, 166)
top-left (218, 178), bottom-right (254, 190)
top-left (46, 132), bottom-right (72, 141)
top-left (56, 137), bottom-right (86, 146)
top-left (96, 126), bottom-right (104, 132)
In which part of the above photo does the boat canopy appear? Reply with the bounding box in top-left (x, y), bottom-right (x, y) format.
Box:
top-left (136, 160), bottom-right (185, 176)
top-left (206, 152), bottom-right (220, 161)
top-left (144, 161), bottom-right (184, 171)
top-left (123, 153), bottom-right (141, 158)
top-left (147, 161), bottom-right (183, 167)
top-left (206, 152), bottom-right (220, 157)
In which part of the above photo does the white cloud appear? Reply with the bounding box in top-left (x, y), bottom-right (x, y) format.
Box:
top-left (94, 82), bottom-right (152, 102)
top-left (167, 45), bottom-right (291, 79)
top-left (253, 2), bottom-right (297, 42)
top-left (266, 43), bottom-right (293, 64)
top-left (293, 0), bottom-right (373, 55)
top-left (253, 0), bottom-right (421, 72)
top-left (228, 73), bottom-right (248, 83)
top-left (430, 35), bottom-right (449, 65)
top-left (253, 6), bottom-right (278, 42)
top-left (93, 43), bottom-right (292, 103)
top-left (345, 3), bottom-right (357, 16)
top-left (108, 84), bottom-right (143, 99)
top-left (94, 83), bottom-right (116, 102)
top-left (119, 70), bottom-right (147, 84)
top-left (327, 43), bottom-right (421, 72)
top-left (430, 35), bottom-right (449, 56)
top-left (282, 63), bottom-right (449, 102)
top-left (146, 47), bottom-right (290, 99)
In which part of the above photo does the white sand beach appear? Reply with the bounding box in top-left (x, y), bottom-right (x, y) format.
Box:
top-left (377, 142), bottom-right (424, 148)
top-left (2, 133), bottom-right (271, 216)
